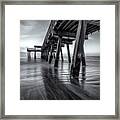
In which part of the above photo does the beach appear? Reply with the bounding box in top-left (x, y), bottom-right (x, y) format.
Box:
top-left (20, 53), bottom-right (100, 100)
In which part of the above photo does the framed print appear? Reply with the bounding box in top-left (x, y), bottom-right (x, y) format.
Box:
top-left (0, 0), bottom-right (119, 119)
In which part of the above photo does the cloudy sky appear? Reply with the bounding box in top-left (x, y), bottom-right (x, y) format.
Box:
top-left (20, 20), bottom-right (100, 56)
top-left (20, 20), bottom-right (50, 52)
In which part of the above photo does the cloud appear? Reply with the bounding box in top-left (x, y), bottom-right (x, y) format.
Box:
top-left (20, 20), bottom-right (50, 42)
top-left (20, 20), bottom-right (50, 50)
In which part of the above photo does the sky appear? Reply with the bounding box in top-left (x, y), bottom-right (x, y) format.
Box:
top-left (20, 20), bottom-right (50, 52)
top-left (20, 20), bottom-right (100, 56)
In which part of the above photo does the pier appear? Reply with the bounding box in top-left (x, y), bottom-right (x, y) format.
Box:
top-left (22, 20), bottom-right (100, 100)
top-left (40, 20), bottom-right (100, 78)
top-left (27, 45), bottom-right (42, 60)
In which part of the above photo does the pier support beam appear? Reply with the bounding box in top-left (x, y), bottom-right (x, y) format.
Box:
top-left (46, 50), bottom-right (49, 61)
top-left (34, 47), bottom-right (36, 60)
top-left (27, 52), bottom-right (31, 61)
top-left (54, 36), bottom-right (62, 67)
top-left (43, 50), bottom-right (48, 61)
top-left (66, 44), bottom-right (71, 63)
top-left (48, 45), bottom-right (54, 64)
top-left (81, 49), bottom-right (86, 67)
top-left (41, 50), bottom-right (44, 59)
top-left (70, 20), bottom-right (87, 77)
top-left (60, 47), bottom-right (64, 62)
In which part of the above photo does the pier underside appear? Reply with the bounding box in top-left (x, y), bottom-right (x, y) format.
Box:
top-left (41, 20), bottom-right (100, 77)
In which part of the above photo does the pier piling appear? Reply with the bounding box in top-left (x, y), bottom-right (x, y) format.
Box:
top-left (48, 45), bottom-right (54, 64)
top-left (70, 20), bottom-right (87, 77)
top-left (60, 47), bottom-right (64, 62)
top-left (54, 36), bottom-right (62, 67)
top-left (66, 43), bottom-right (71, 63)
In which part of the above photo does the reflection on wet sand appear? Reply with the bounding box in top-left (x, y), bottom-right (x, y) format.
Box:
top-left (20, 56), bottom-right (100, 100)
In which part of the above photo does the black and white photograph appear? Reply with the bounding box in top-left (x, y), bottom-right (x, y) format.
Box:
top-left (20, 20), bottom-right (100, 100)
top-left (2, 2), bottom-right (117, 117)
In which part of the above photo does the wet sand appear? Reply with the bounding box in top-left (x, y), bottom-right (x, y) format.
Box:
top-left (20, 56), bottom-right (100, 100)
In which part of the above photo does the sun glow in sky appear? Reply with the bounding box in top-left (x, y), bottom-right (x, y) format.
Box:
top-left (20, 20), bottom-right (100, 56)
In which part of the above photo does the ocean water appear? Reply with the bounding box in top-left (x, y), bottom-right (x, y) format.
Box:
top-left (20, 52), bottom-right (100, 100)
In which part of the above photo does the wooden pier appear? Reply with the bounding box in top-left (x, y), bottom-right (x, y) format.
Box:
top-left (27, 45), bottom-right (42, 60)
top-left (40, 20), bottom-right (100, 78)
top-left (22, 20), bottom-right (100, 100)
